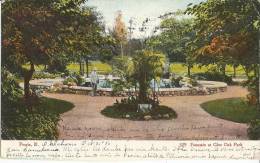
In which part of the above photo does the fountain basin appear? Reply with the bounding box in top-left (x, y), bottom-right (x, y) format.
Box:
top-left (27, 78), bottom-right (227, 97)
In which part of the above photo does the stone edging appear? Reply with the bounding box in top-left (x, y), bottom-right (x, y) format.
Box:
top-left (28, 79), bottom-right (227, 97)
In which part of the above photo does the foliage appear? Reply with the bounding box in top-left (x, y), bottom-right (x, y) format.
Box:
top-left (169, 63), bottom-right (246, 76)
top-left (63, 72), bottom-right (85, 86)
top-left (181, 77), bottom-right (198, 87)
top-left (110, 56), bottom-right (135, 94)
top-left (111, 79), bottom-right (127, 95)
top-left (201, 98), bottom-right (260, 123)
top-left (192, 69), bottom-right (233, 85)
top-left (148, 16), bottom-right (196, 76)
top-left (185, 0), bottom-right (259, 66)
top-left (63, 77), bottom-right (77, 86)
top-left (151, 18), bottom-right (192, 61)
top-left (108, 50), bottom-right (166, 106)
top-left (185, 0), bottom-right (260, 102)
top-left (247, 119), bottom-right (260, 140)
top-left (1, 68), bottom-right (23, 110)
top-left (67, 61), bottom-right (113, 75)
top-left (126, 39), bottom-right (143, 56)
top-left (32, 72), bottom-right (60, 79)
top-left (74, 73), bottom-right (85, 85)
top-left (1, 97), bottom-right (74, 140)
top-left (111, 56), bottom-right (134, 78)
top-left (101, 100), bottom-right (177, 121)
top-left (243, 74), bottom-right (258, 105)
top-left (47, 54), bottom-right (69, 73)
top-left (171, 76), bottom-right (183, 88)
top-left (132, 50), bottom-right (166, 103)
top-left (2, 0), bottom-right (106, 99)
top-left (112, 11), bottom-right (127, 56)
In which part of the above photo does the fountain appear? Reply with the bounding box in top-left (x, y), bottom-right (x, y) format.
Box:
top-left (28, 74), bottom-right (228, 97)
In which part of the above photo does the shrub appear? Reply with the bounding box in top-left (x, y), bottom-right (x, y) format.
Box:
top-left (2, 108), bottom-right (59, 139)
top-left (171, 76), bottom-right (183, 87)
top-left (132, 50), bottom-right (165, 103)
top-left (101, 101), bottom-right (177, 121)
top-left (243, 75), bottom-right (258, 105)
top-left (192, 71), bottom-right (233, 84)
top-left (247, 119), bottom-right (260, 140)
top-left (74, 73), bottom-right (85, 86)
top-left (63, 77), bottom-right (77, 85)
top-left (63, 72), bottom-right (85, 86)
top-left (47, 57), bottom-right (69, 73)
top-left (111, 79), bottom-right (127, 95)
top-left (1, 97), bottom-right (74, 140)
top-left (32, 72), bottom-right (60, 79)
top-left (1, 68), bottom-right (23, 111)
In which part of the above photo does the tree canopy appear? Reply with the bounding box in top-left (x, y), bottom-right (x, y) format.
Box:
top-left (2, 0), bottom-right (108, 99)
top-left (185, 0), bottom-right (260, 68)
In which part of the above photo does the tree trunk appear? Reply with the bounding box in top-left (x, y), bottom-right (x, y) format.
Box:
top-left (79, 61), bottom-right (82, 74)
top-left (221, 64), bottom-right (226, 76)
top-left (187, 64), bottom-right (191, 77)
top-left (138, 72), bottom-right (148, 103)
top-left (82, 60), bottom-right (85, 75)
top-left (120, 42), bottom-right (124, 57)
top-left (256, 31), bottom-right (260, 110)
top-left (86, 58), bottom-right (89, 77)
top-left (24, 62), bottom-right (35, 99)
top-left (255, 67), bottom-right (259, 95)
top-left (233, 65), bottom-right (237, 78)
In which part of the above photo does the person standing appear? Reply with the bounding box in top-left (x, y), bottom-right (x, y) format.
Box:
top-left (90, 68), bottom-right (99, 96)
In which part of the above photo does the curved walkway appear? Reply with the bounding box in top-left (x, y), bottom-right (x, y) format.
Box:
top-left (43, 86), bottom-right (249, 140)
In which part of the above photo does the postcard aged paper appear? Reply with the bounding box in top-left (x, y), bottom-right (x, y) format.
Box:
top-left (1, 140), bottom-right (260, 160)
top-left (1, 0), bottom-right (260, 161)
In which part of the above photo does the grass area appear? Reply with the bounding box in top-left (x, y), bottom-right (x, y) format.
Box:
top-left (169, 63), bottom-right (245, 77)
top-left (38, 97), bottom-right (74, 114)
top-left (67, 61), bottom-right (112, 74)
top-left (22, 64), bottom-right (45, 71)
top-left (23, 61), bottom-right (113, 74)
top-left (101, 103), bottom-right (177, 121)
top-left (2, 97), bottom-right (74, 140)
top-left (201, 98), bottom-right (260, 123)
top-left (71, 62), bottom-right (245, 76)
top-left (23, 62), bottom-right (246, 77)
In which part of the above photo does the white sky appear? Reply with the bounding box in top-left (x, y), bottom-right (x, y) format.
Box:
top-left (86, 0), bottom-right (204, 38)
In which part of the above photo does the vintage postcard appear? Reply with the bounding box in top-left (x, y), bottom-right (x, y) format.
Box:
top-left (1, 0), bottom-right (260, 160)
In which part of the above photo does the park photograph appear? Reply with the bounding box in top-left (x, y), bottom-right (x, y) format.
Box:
top-left (1, 0), bottom-right (260, 140)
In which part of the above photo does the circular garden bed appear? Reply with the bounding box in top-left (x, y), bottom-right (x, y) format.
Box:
top-left (101, 103), bottom-right (177, 121)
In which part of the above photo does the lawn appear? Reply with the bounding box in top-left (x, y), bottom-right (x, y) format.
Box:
top-left (39, 97), bottom-right (75, 114)
top-left (23, 62), bottom-right (246, 77)
top-left (2, 97), bottom-right (74, 140)
top-left (169, 63), bottom-right (246, 77)
top-left (201, 98), bottom-right (260, 123)
top-left (67, 61), bottom-right (112, 74)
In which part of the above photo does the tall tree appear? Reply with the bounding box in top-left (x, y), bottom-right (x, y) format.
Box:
top-left (2, 0), bottom-right (103, 101)
top-left (147, 17), bottom-right (196, 76)
top-left (113, 11), bottom-right (127, 57)
top-left (185, 0), bottom-right (260, 105)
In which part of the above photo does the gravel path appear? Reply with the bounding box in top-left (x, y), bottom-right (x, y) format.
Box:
top-left (43, 86), bottom-right (249, 140)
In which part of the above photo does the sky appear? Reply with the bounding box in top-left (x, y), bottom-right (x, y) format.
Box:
top-left (86, 0), bottom-right (204, 38)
